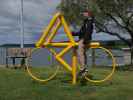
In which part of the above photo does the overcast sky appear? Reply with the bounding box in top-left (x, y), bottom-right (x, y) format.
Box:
top-left (0, 0), bottom-right (61, 45)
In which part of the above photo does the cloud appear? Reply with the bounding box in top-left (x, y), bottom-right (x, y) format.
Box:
top-left (0, 0), bottom-right (61, 45)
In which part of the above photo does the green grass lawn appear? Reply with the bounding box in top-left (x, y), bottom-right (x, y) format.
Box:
top-left (0, 66), bottom-right (133, 100)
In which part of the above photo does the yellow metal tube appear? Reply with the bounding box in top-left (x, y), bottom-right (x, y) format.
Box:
top-left (47, 47), bottom-right (72, 71)
top-left (46, 47), bottom-right (57, 56)
top-left (26, 48), bottom-right (59, 83)
top-left (56, 45), bottom-right (72, 57)
top-left (72, 48), bottom-right (77, 85)
top-left (46, 21), bottom-right (61, 43)
top-left (90, 42), bottom-right (100, 48)
top-left (85, 46), bottom-right (116, 83)
top-left (47, 45), bottom-right (72, 71)
top-left (43, 42), bottom-right (70, 47)
top-left (43, 42), bottom-right (100, 48)
top-left (56, 56), bottom-right (72, 71)
top-left (61, 16), bottom-right (75, 43)
top-left (74, 42), bottom-right (100, 48)
top-left (36, 12), bottom-right (62, 47)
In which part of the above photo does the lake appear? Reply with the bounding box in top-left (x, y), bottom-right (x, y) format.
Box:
top-left (0, 48), bottom-right (125, 67)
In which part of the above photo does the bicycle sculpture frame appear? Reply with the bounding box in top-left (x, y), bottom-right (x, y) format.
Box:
top-left (26, 12), bottom-right (116, 85)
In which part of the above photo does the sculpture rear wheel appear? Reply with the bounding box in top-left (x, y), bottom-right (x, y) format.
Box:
top-left (82, 46), bottom-right (116, 83)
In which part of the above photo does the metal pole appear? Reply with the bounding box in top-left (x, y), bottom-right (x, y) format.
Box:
top-left (5, 48), bottom-right (8, 68)
top-left (72, 48), bottom-right (77, 85)
top-left (92, 49), bottom-right (96, 67)
top-left (20, 0), bottom-right (24, 48)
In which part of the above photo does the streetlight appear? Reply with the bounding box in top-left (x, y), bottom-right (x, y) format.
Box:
top-left (20, 0), bottom-right (24, 48)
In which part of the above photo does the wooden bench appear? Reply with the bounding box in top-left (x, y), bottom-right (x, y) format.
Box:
top-left (6, 48), bottom-right (32, 69)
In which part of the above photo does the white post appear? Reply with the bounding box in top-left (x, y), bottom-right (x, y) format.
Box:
top-left (20, 0), bottom-right (24, 48)
top-left (122, 48), bottom-right (131, 65)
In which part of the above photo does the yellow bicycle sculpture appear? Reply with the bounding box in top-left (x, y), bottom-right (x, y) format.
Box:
top-left (26, 12), bottom-right (116, 85)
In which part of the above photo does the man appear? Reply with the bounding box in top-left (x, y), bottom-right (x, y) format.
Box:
top-left (72, 10), bottom-right (94, 77)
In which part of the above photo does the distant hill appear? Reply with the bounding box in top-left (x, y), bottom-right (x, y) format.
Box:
top-left (0, 44), bottom-right (35, 48)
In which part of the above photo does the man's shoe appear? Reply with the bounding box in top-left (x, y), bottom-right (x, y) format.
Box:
top-left (78, 67), bottom-right (88, 77)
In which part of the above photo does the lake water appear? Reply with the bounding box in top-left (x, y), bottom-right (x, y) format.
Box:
top-left (0, 48), bottom-right (125, 67)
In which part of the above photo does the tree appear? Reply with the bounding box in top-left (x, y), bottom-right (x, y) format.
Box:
top-left (57, 0), bottom-right (133, 65)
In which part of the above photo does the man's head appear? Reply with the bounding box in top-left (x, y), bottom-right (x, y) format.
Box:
top-left (82, 10), bottom-right (93, 17)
